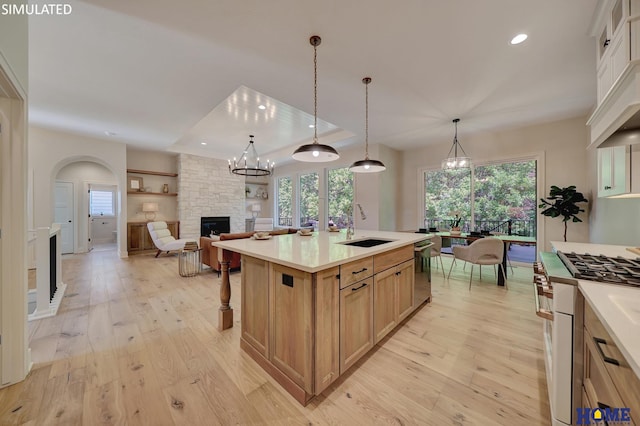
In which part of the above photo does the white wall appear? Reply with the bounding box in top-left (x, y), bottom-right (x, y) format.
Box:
top-left (29, 126), bottom-right (128, 257)
top-left (587, 146), bottom-right (640, 245)
top-left (400, 116), bottom-right (591, 251)
top-left (56, 162), bottom-right (118, 248)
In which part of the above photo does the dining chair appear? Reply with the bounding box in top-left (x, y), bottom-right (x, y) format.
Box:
top-left (447, 237), bottom-right (506, 290)
top-left (429, 235), bottom-right (446, 277)
top-left (254, 218), bottom-right (274, 231)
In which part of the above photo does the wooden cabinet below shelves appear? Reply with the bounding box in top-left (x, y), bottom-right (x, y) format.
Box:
top-left (127, 221), bottom-right (179, 255)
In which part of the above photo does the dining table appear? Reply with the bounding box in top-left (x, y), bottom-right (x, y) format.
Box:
top-left (433, 232), bottom-right (537, 286)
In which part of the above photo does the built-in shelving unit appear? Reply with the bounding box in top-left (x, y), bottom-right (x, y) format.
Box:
top-left (127, 168), bottom-right (178, 196)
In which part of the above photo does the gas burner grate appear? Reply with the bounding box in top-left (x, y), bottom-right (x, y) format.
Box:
top-left (558, 251), bottom-right (640, 287)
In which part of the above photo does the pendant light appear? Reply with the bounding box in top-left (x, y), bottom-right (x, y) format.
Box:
top-left (228, 135), bottom-right (274, 176)
top-left (349, 77), bottom-right (386, 173)
top-left (441, 118), bottom-right (471, 169)
top-left (292, 35), bottom-right (340, 162)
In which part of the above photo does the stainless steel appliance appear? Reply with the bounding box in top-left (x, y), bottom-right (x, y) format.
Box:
top-left (414, 241), bottom-right (432, 306)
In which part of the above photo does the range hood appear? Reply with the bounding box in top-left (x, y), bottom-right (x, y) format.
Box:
top-left (587, 62), bottom-right (640, 148)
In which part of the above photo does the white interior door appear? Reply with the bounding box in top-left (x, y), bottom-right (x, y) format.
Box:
top-left (54, 182), bottom-right (74, 254)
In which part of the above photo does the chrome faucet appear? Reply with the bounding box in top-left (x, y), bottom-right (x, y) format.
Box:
top-left (346, 204), bottom-right (366, 240)
top-left (346, 218), bottom-right (354, 240)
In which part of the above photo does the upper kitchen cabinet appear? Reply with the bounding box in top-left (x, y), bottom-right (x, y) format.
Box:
top-left (597, 142), bottom-right (640, 197)
top-left (596, 0), bottom-right (627, 103)
top-left (588, 0), bottom-right (640, 147)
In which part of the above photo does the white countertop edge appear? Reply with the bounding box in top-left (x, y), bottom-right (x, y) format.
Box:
top-left (211, 230), bottom-right (433, 273)
top-left (578, 280), bottom-right (640, 378)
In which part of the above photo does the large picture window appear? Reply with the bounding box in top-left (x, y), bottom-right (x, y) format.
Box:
top-left (299, 172), bottom-right (319, 228)
top-left (276, 176), bottom-right (292, 227)
top-left (327, 167), bottom-right (353, 228)
top-left (424, 159), bottom-right (537, 262)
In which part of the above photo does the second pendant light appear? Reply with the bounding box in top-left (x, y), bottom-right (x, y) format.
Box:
top-left (349, 77), bottom-right (385, 173)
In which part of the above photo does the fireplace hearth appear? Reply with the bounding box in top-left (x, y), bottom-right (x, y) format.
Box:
top-left (201, 216), bottom-right (230, 237)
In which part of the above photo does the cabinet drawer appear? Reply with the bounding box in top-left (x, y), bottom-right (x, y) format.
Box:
top-left (340, 256), bottom-right (373, 289)
top-left (583, 327), bottom-right (626, 416)
top-left (373, 245), bottom-right (413, 274)
top-left (585, 302), bottom-right (640, 423)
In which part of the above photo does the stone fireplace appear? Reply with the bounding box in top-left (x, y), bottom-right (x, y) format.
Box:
top-left (177, 153), bottom-right (245, 238)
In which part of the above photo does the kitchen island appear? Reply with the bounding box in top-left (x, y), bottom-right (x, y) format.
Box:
top-left (212, 230), bottom-right (432, 404)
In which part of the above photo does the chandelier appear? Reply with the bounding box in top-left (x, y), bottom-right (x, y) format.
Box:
top-left (349, 77), bottom-right (385, 173)
top-left (229, 135), bottom-right (274, 176)
top-left (441, 118), bottom-right (471, 169)
top-left (292, 35), bottom-right (340, 162)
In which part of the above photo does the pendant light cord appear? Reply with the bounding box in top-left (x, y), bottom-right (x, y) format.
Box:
top-left (313, 41), bottom-right (318, 144)
top-left (365, 79), bottom-right (369, 159)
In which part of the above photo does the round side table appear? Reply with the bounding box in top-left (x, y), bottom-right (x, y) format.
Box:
top-left (179, 248), bottom-right (202, 277)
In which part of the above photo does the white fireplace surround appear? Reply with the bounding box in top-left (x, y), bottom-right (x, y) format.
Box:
top-left (177, 154), bottom-right (246, 238)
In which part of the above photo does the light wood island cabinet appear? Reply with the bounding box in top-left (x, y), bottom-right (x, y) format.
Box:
top-left (214, 230), bottom-right (431, 405)
top-left (340, 278), bottom-right (374, 373)
top-left (240, 241), bottom-right (418, 404)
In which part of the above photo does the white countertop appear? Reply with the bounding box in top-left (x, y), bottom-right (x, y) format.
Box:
top-left (211, 230), bottom-right (432, 273)
top-left (551, 241), bottom-right (638, 258)
top-left (550, 241), bottom-right (640, 378)
top-left (579, 280), bottom-right (640, 378)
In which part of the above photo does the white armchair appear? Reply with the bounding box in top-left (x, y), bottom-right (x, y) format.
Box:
top-left (447, 237), bottom-right (506, 289)
top-left (147, 221), bottom-right (193, 258)
top-left (254, 218), bottom-right (274, 231)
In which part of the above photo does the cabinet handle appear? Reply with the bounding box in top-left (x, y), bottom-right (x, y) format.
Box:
top-left (351, 283), bottom-right (368, 292)
top-left (604, 185), bottom-right (612, 190)
top-left (603, 38), bottom-right (611, 47)
top-left (596, 402), bottom-right (611, 426)
top-left (395, 271), bottom-right (401, 276)
top-left (593, 337), bottom-right (620, 366)
top-left (352, 268), bottom-right (368, 275)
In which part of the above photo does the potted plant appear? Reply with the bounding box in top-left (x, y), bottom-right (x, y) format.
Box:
top-left (538, 185), bottom-right (588, 242)
top-left (449, 211), bottom-right (462, 235)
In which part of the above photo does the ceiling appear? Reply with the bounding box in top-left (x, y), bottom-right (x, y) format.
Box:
top-left (28, 0), bottom-right (599, 165)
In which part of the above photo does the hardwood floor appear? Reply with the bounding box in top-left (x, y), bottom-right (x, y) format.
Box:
top-left (0, 249), bottom-right (551, 425)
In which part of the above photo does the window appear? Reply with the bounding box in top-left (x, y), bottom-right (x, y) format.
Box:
top-left (423, 159), bottom-right (537, 262)
top-left (327, 167), bottom-right (354, 228)
top-left (473, 161), bottom-right (537, 237)
top-left (90, 189), bottom-right (115, 216)
top-left (276, 176), bottom-right (292, 227)
top-left (424, 168), bottom-right (471, 231)
top-left (299, 172), bottom-right (319, 228)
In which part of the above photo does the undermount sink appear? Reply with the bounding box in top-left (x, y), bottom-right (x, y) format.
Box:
top-left (339, 238), bottom-right (394, 248)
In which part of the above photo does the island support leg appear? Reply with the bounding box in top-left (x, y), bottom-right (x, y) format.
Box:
top-left (218, 249), bottom-right (234, 330)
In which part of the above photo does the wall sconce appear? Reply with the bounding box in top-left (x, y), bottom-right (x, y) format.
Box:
top-left (142, 202), bottom-right (159, 221)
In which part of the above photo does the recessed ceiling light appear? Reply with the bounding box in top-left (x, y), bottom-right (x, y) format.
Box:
top-left (309, 124), bottom-right (315, 128)
top-left (510, 34), bottom-right (528, 45)
top-left (201, 142), bottom-right (207, 145)
top-left (104, 131), bottom-right (117, 136)
top-left (258, 104), bottom-right (266, 110)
